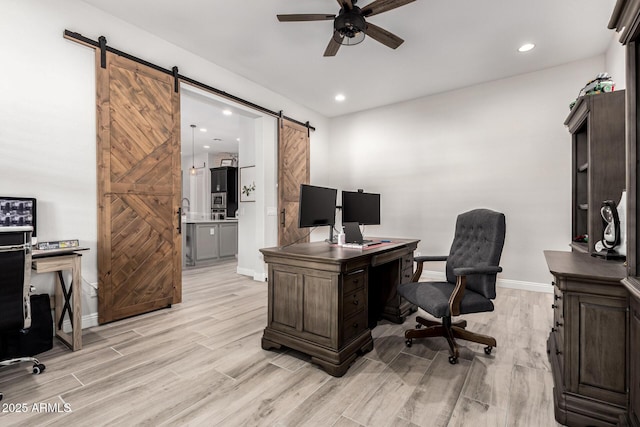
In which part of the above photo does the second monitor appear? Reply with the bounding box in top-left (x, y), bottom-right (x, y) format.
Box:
top-left (342, 190), bottom-right (380, 225)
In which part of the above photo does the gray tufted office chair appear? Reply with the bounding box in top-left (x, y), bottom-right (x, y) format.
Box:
top-left (397, 209), bottom-right (505, 364)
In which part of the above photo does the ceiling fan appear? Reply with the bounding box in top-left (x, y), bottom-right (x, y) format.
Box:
top-left (277, 0), bottom-right (415, 57)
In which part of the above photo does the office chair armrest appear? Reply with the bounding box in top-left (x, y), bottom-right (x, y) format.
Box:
top-left (453, 265), bottom-right (502, 276)
top-left (411, 255), bottom-right (448, 282)
top-left (449, 266), bottom-right (502, 316)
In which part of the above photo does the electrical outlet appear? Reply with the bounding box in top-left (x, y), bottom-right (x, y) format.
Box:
top-left (210, 228), bottom-right (215, 235)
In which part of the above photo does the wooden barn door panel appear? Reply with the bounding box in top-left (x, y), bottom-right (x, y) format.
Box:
top-left (97, 51), bottom-right (181, 324)
top-left (278, 119), bottom-right (310, 246)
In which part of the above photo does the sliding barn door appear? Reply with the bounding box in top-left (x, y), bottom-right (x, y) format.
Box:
top-left (96, 51), bottom-right (181, 324)
top-left (278, 119), bottom-right (310, 246)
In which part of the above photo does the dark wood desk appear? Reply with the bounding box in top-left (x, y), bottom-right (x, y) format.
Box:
top-left (260, 238), bottom-right (419, 376)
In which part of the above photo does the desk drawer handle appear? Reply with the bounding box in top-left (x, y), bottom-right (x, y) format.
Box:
top-left (556, 321), bottom-right (563, 327)
top-left (556, 349), bottom-right (562, 355)
top-left (551, 327), bottom-right (557, 332)
top-left (551, 304), bottom-right (557, 309)
top-left (353, 299), bottom-right (359, 305)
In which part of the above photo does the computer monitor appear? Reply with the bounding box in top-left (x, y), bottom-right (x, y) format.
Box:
top-left (0, 196), bottom-right (37, 238)
top-left (298, 184), bottom-right (337, 229)
top-left (342, 190), bottom-right (380, 225)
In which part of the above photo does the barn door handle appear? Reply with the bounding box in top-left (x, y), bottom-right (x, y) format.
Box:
top-left (280, 209), bottom-right (286, 227)
top-left (177, 208), bottom-right (182, 234)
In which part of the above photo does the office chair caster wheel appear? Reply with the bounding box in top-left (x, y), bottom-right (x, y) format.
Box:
top-left (0, 392), bottom-right (3, 401)
top-left (32, 363), bottom-right (45, 375)
top-left (448, 356), bottom-right (458, 365)
top-left (484, 346), bottom-right (493, 355)
top-left (405, 338), bottom-right (412, 347)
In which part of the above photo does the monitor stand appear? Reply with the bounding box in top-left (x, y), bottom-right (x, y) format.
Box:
top-left (325, 226), bottom-right (337, 244)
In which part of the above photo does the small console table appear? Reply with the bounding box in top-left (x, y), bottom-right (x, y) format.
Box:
top-left (260, 238), bottom-right (419, 376)
top-left (32, 249), bottom-right (88, 351)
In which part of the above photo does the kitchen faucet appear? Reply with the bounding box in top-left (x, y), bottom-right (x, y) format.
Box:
top-left (181, 197), bottom-right (190, 213)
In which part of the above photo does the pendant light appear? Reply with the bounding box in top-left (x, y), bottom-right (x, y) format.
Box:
top-left (190, 124), bottom-right (197, 176)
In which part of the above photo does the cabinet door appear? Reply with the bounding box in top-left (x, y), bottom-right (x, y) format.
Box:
top-left (566, 292), bottom-right (628, 406)
top-left (219, 223), bottom-right (238, 257)
top-left (211, 169), bottom-right (227, 192)
top-left (631, 295), bottom-right (640, 425)
top-left (195, 224), bottom-right (219, 261)
top-left (268, 264), bottom-right (339, 349)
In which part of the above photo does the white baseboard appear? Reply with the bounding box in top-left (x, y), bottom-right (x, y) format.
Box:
top-left (62, 312), bottom-right (99, 332)
top-left (420, 270), bottom-right (552, 294)
top-left (236, 266), bottom-right (267, 282)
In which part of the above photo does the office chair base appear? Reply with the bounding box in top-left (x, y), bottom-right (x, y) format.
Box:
top-left (0, 357), bottom-right (45, 401)
top-left (404, 317), bottom-right (497, 364)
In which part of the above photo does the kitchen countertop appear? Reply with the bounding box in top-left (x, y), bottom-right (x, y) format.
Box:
top-left (182, 215), bottom-right (238, 224)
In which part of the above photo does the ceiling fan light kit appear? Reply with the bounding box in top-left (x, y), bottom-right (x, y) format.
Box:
top-left (277, 0), bottom-right (415, 56)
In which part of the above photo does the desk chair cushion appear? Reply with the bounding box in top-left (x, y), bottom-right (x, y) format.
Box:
top-left (445, 209), bottom-right (506, 299)
top-left (398, 281), bottom-right (494, 318)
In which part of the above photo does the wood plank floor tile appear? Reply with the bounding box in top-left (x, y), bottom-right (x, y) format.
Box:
top-left (448, 396), bottom-right (508, 426)
top-left (0, 259), bottom-right (560, 426)
top-left (343, 352), bottom-right (432, 427)
top-left (397, 353), bottom-right (472, 427)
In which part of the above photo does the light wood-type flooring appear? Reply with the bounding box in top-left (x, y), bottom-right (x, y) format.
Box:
top-left (0, 259), bottom-right (560, 426)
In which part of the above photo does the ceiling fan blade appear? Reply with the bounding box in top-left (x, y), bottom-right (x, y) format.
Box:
top-left (277, 14), bottom-right (335, 22)
top-left (361, 0), bottom-right (416, 17)
top-left (324, 31), bottom-right (343, 56)
top-left (336, 0), bottom-right (354, 10)
top-left (365, 22), bottom-right (404, 49)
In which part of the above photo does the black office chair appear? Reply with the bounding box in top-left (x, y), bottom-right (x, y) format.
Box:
top-left (398, 209), bottom-right (505, 364)
top-left (0, 227), bottom-right (46, 401)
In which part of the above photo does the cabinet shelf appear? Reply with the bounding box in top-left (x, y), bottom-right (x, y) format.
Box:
top-left (566, 91), bottom-right (625, 254)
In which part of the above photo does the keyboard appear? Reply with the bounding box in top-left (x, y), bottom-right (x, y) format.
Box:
top-left (342, 241), bottom-right (381, 249)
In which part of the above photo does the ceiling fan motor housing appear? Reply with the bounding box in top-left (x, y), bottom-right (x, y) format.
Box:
top-left (335, 7), bottom-right (366, 38)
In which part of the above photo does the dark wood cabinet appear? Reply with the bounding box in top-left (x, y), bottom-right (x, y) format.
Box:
top-left (210, 166), bottom-right (237, 218)
top-left (545, 251), bottom-right (628, 426)
top-left (565, 91), bottom-right (626, 254)
top-left (628, 281), bottom-right (640, 426)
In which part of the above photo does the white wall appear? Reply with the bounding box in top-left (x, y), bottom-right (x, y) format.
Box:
top-left (328, 56), bottom-right (607, 288)
top-left (0, 0), bottom-right (329, 325)
top-left (606, 33), bottom-right (627, 90)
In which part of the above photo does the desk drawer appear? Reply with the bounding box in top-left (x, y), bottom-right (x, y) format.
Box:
top-left (342, 310), bottom-right (367, 344)
top-left (343, 288), bottom-right (366, 319)
top-left (344, 270), bottom-right (365, 295)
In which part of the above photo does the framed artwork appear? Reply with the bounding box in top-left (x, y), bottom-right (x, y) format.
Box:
top-left (220, 159), bottom-right (233, 167)
top-left (240, 166), bottom-right (256, 202)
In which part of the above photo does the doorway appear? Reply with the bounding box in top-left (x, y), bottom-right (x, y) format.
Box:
top-left (179, 84), bottom-right (278, 280)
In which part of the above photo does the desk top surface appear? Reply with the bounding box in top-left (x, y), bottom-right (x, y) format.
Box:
top-left (261, 237), bottom-right (419, 263)
top-left (32, 247), bottom-right (89, 259)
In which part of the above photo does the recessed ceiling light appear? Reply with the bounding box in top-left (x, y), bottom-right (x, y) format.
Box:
top-left (203, 145), bottom-right (210, 149)
top-left (335, 94), bottom-right (346, 102)
top-left (222, 109), bottom-right (232, 116)
top-left (200, 128), bottom-right (207, 132)
top-left (518, 43), bottom-right (535, 53)
top-left (236, 138), bottom-right (240, 142)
